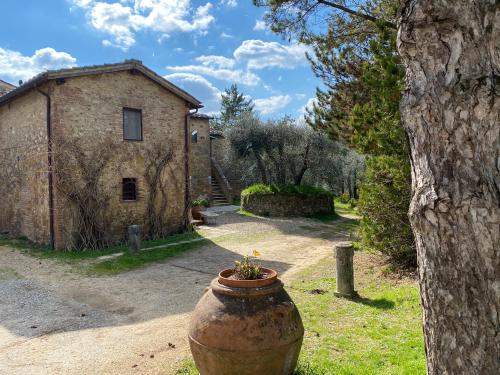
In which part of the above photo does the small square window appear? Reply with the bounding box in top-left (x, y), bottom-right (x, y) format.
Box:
top-left (122, 178), bottom-right (137, 201)
top-left (123, 108), bottom-right (142, 141)
top-left (191, 129), bottom-right (198, 143)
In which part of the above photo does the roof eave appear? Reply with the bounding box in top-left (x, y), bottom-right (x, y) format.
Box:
top-left (0, 61), bottom-right (203, 108)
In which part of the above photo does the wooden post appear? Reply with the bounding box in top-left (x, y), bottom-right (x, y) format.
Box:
top-left (334, 242), bottom-right (356, 297)
top-left (128, 225), bottom-right (141, 255)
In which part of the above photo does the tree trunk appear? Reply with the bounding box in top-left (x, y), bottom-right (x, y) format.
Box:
top-left (253, 150), bottom-right (269, 185)
top-left (398, 2), bottom-right (499, 374)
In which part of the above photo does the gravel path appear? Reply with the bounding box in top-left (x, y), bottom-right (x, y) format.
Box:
top-left (0, 211), bottom-right (354, 375)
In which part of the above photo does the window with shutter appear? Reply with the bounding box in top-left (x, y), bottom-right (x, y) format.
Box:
top-left (123, 108), bottom-right (142, 141)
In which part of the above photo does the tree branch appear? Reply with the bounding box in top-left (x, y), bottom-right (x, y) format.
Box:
top-left (316, 0), bottom-right (396, 29)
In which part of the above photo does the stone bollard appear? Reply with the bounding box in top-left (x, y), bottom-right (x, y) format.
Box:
top-left (334, 242), bottom-right (357, 297)
top-left (127, 225), bottom-right (141, 255)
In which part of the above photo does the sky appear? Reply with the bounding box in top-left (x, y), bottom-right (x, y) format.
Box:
top-left (0, 0), bottom-right (320, 119)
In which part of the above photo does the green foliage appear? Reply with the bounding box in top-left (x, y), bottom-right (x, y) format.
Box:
top-left (241, 183), bottom-right (332, 196)
top-left (338, 192), bottom-right (351, 204)
top-left (358, 156), bottom-right (415, 267)
top-left (220, 84), bottom-right (254, 127)
top-left (254, 0), bottom-right (415, 269)
top-left (233, 254), bottom-right (264, 280)
top-left (226, 113), bottom-right (364, 194)
top-left (241, 183), bottom-right (274, 195)
top-left (191, 198), bottom-right (209, 207)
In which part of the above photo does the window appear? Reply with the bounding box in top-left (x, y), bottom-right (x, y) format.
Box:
top-left (123, 108), bottom-right (142, 141)
top-left (122, 178), bottom-right (137, 201)
top-left (191, 129), bottom-right (198, 143)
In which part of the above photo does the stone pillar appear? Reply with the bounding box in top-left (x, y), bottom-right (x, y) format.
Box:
top-left (334, 242), bottom-right (356, 297)
top-left (128, 225), bottom-right (141, 255)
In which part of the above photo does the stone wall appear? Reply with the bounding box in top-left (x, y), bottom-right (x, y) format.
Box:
top-left (242, 192), bottom-right (334, 217)
top-left (0, 89), bottom-right (50, 243)
top-left (189, 116), bottom-right (211, 201)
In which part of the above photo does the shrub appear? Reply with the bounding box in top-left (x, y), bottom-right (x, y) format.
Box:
top-left (358, 156), bottom-right (416, 268)
top-left (338, 192), bottom-right (351, 204)
top-left (191, 198), bottom-right (209, 207)
top-left (242, 183), bottom-right (332, 196)
top-left (241, 183), bottom-right (273, 196)
top-left (348, 198), bottom-right (357, 209)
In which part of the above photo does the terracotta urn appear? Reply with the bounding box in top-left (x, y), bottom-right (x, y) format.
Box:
top-left (191, 206), bottom-right (206, 220)
top-left (189, 268), bottom-right (304, 375)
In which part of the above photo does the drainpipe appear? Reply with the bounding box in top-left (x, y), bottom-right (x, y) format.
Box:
top-left (36, 88), bottom-right (55, 250)
top-left (184, 107), bottom-right (198, 228)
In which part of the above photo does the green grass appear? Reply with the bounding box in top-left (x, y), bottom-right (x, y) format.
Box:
top-left (175, 359), bottom-right (323, 375)
top-left (289, 257), bottom-right (425, 374)
top-left (334, 198), bottom-right (358, 216)
top-left (0, 231), bottom-right (208, 276)
top-left (174, 254), bottom-right (425, 375)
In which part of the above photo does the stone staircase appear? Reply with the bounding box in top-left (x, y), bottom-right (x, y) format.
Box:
top-left (211, 178), bottom-right (230, 206)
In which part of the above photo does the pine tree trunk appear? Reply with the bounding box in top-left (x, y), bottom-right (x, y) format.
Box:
top-left (398, 1), bottom-right (499, 374)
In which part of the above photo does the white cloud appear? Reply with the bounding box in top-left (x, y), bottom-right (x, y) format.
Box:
top-left (253, 95), bottom-right (292, 115)
top-left (0, 47), bottom-right (77, 82)
top-left (167, 53), bottom-right (260, 86)
top-left (220, 0), bottom-right (237, 7)
top-left (165, 39), bottom-right (309, 87)
top-left (196, 55), bottom-right (235, 68)
top-left (234, 39), bottom-right (309, 70)
top-left (297, 97), bottom-right (317, 124)
top-left (299, 97), bottom-right (317, 115)
top-left (220, 32), bottom-right (234, 39)
top-left (167, 64), bottom-right (259, 86)
top-left (164, 72), bottom-right (221, 115)
top-left (71, 0), bottom-right (215, 50)
top-left (253, 20), bottom-right (266, 31)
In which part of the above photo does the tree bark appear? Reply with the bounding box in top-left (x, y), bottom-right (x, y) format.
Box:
top-left (398, 1), bottom-right (499, 374)
top-left (253, 150), bottom-right (269, 185)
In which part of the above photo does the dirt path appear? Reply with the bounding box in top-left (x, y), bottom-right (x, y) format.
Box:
top-left (0, 212), bottom-right (354, 375)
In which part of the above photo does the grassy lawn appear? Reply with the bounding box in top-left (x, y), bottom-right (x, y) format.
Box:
top-left (0, 231), bottom-right (209, 276)
top-left (175, 253), bottom-right (425, 375)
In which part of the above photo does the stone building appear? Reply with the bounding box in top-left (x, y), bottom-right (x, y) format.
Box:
top-left (0, 60), bottom-right (212, 249)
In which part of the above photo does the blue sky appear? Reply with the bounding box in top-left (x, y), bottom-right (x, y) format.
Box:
top-left (0, 0), bottom-right (319, 118)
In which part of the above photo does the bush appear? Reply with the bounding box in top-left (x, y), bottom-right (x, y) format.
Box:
top-left (192, 198), bottom-right (209, 207)
top-left (358, 156), bottom-right (416, 268)
top-left (242, 183), bottom-right (332, 196)
top-left (338, 192), bottom-right (351, 204)
top-left (241, 183), bottom-right (273, 196)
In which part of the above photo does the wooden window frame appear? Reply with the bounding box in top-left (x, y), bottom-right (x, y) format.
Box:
top-left (123, 107), bottom-right (143, 141)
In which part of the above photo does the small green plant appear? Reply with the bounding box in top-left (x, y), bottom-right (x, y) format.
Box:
top-left (191, 198), bottom-right (209, 207)
top-left (338, 192), bottom-right (351, 204)
top-left (348, 198), bottom-right (357, 208)
top-left (233, 250), bottom-right (264, 280)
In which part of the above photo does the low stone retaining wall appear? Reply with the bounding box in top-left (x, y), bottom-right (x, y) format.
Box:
top-left (242, 192), bottom-right (334, 217)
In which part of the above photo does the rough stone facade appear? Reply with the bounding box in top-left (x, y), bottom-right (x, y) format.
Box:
top-left (242, 192), bottom-right (334, 217)
top-left (0, 64), bottom-right (210, 249)
top-left (189, 115), bottom-right (211, 201)
top-left (0, 90), bottom-right (50, 243)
